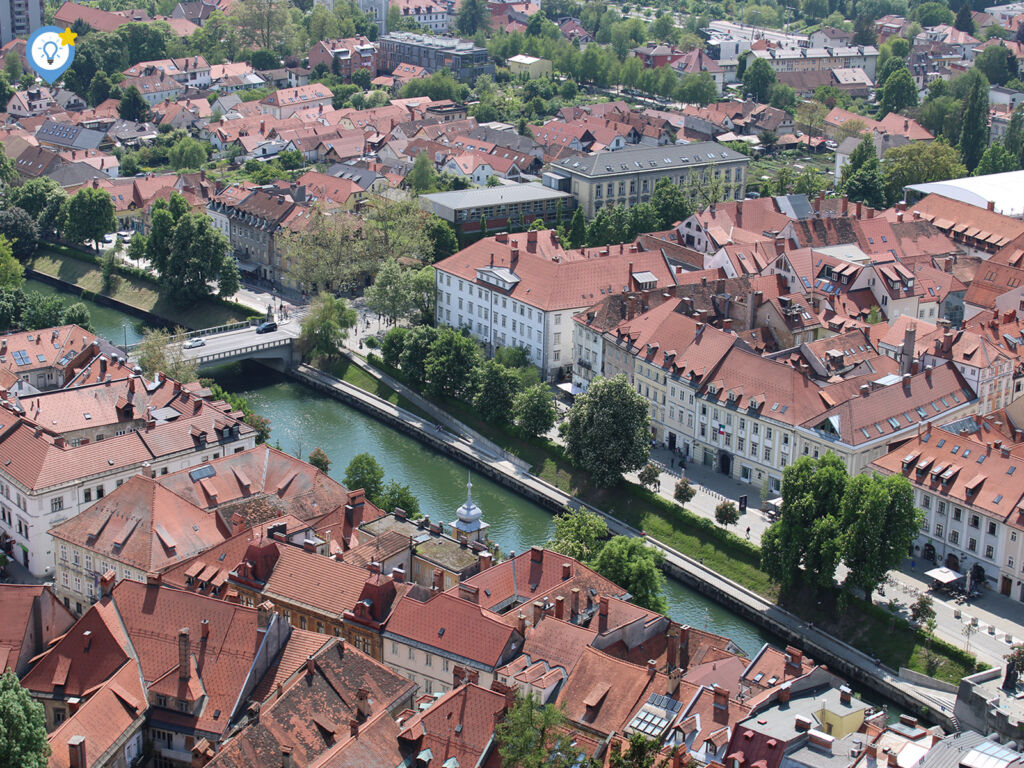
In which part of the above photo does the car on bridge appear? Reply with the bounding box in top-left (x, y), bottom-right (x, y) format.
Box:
top-left (183, 337), bottom-right (206, 349)
top-left (255, 321), bottom-right (278, 334)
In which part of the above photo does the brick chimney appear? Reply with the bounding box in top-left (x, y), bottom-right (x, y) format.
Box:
top-left (840, 685), bottom-right (852, 705)
top-left (570, 587), bottom-right (580, 620)
top-left (479, 551), bottom-right (492, 570)
top-left (458, 583), bottom-right (479, 604)
top-left (561, 562), bottom-right (572, 580)
top-left (598, 596), bottom-right (609, 633)
top-left (900, 322), bottom-right (916, 376)
top-left (841, 195), bottom-right (848, 215)
top-left (67, 736), bottom-right (86, 768)
top-left (778, 681), bottom-right (791, 704)
top-left (855, 201), bottom-right (862, 218)
top-left (431, 569), bottom-right (444, 591)
top-left (988, 200), bottom-right (996, 212)
top-left (281, 747), bottom-right (293, 768)
top-left (554, 595), bottom-right (564, 620)
top-left (530, 546), bottom-right (543, 564)
top-left (533, 600), bottom-right (545, 627)
top-left (391, 566), bottom-right (405, 583)
top-left (100, 569), bottom-right (116, 597)
top-left (178, 628), bottom-right (191, 680)
top-left (667, 625), bottom-right (680, 670)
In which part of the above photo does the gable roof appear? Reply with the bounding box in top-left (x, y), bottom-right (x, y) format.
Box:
top-left (397, 684), bottom-right (506, 768)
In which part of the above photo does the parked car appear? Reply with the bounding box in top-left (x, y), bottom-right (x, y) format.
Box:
top-left (117, 230), bottom-right (134, 242)
top-left (255, 321), bottom-right (278, 334)
top-left (183, 337), bottom-right (206, 349)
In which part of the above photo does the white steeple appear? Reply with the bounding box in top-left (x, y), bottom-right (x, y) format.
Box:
top-left (451, 472), bottom-right (488, 542)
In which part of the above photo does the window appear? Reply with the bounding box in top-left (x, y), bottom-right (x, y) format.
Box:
top-left (953, 507), bottom-right (961, 521)
top-left (950, 531), bottom-right (959, 544)
top-left (299, 616), bottom-right (307, 629)
top-left (60, 544), bottom-right (67, 561)
top-left (425, 653), bottom-right (432, 667)
top-left (443, 658), bottom-right (450, 672)
top-left (935, 523), bottom-right (943, 537)
top-left (970, 514), bottom-right (980, 529)
top-left (73, 576), bottom-right (81, 593)
top-left (53, 708), bottom-right (66, 726)
top-left (50, 497), bottom-right (63, 513)
top-left (988, 521), bottom-right (997, 536)
top-left (83, 488), bottom-right (92, 503)
top-left (408, 646), bottom-right (415, 660)
top-left (985, 545), bottom-right (995, 559)
top-left (968, 537), bottom-right (977, 552)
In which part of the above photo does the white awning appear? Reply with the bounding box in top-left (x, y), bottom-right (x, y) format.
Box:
top-left (925, 567), bottom-right (963, 584)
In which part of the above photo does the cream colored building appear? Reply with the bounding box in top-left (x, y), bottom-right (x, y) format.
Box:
top-left (508, 54), bottom-right (553, 79)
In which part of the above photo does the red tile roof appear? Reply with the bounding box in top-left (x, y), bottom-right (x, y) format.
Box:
top-left (397, 683), bottom-right (507, 768)
top-left (205, 637), bottom-right (415, 768)
top-left (385, 591), bottom-right (523, 668)
top-left (0, 585), bottom-right (75, 675)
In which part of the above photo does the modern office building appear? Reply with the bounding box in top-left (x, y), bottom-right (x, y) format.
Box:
top-left (377, 32), bottom-right (494, 82)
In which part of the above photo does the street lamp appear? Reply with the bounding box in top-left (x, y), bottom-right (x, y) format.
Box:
top-left (122, 322), bottom-right (129, 351)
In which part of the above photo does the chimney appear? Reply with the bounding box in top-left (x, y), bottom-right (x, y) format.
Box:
top-left (774, 236), bottom-right (786, 255)
top-left (778, 682), bottom-right (791, 704)
top-left (530, 546), bottom-right (543, 564)
top-left (647, 659), bottom-right (658, 674)
top-left (841, 195), bottom-right (848, 215)
top-left (281, 747), bottom-right (293, 768)
top-left (562, 562), bottom-right (572, 580)
top-left (458, 583), bottom-right (479, 603)
top-left (356, 687), bottom-right (371, 719)
top-left (67, 736), bottom-right (86, 768)
top-left (988, 200), bottom-right (996, 212)
top-left (840, 685), bottom-right (852, 705)
top-left (533, 600), bottom-right (545, 627)
top-left (736, 200), bottom-right (743, 229)
top-left (478, 552), bottom-right (492, 571)
top-left (431, 569), bottom-right (444, 592)
top-left (713, 686), bottom-right (729, 710)
top-left (349, 719), bottom-right (360, 738)
top-left (141, 461), bottom-right (154, 478)
top-left (795, 715), bottom-right (813, 732)
top-left (900, 322), bottom-right (916, 376)
top-left (887, 752), bottom-right (898, 768)
top-left (860, 384), bottom-right (870, 396)
top-left (100, 569), bottom-right (116, 597)
top-left (898, 714), bottom-right (918, 728)
top-left (570, 587), bottom-right (580, 620)
top-left (178, 628), bottom-right (191, 680)
top-left (517, 612), bottom-right (527, 636)
top-left (598, 596), bottom-right (609, 633)
top-left (391, 566), bottom-right (405, 582)
top-left (627, 261), bottom-right (635, 290)
top-left (554, 595), bottom-right (565, 619)
top-left (866, 744), bottom-right (878, 761)
top-left (257, 601), bottom-right (274, 633)
top-left (855, 201), bottom-right (862, 218)
top-left (667, 625), bottom-right (680, 670)
top-left (925, 363), bottom-right (933, 381)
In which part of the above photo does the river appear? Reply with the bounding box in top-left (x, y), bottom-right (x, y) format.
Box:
top-left (30, 278), bottom-right (775, 655)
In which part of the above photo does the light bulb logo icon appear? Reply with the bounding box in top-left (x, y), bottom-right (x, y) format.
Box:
top-left (27, 26), bottom-right (76, 84)
top-left (42, 40), bottom-right (58, 65)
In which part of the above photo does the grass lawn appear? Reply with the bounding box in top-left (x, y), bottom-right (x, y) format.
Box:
top-left (30, 250), bottom-right (249, 329)
top-left (358, 355), bottom-right (982, 684)
top-left (323, 357), bottom-right (433, 421)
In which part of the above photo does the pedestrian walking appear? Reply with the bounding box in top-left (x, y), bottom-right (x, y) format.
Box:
top-left (745, 526), bottom-right (751, 539)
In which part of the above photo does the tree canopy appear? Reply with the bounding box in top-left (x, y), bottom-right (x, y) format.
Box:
top-left (592, 536), bottom-right (668, 614)
top-left (0, 671), bottom-right (49, 768)
top-left (565, 374), bottom-right (650, 487)
top-left (299, 293), bottom-right (357, 360)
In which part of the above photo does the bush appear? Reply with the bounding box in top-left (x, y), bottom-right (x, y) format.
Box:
top-left (364, 336), bottom-right (379, 349)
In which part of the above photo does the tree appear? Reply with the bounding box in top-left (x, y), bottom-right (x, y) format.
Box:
top-left (650, 177), bottom-right (692, 228)
top-left (840, 473), bottom-right (921, 600)
top-left (359, 197), bottom-right (433, 269)
top-left (344, 453), bottom-right (385, 501)
top-left (610, 732), bottom-right (677, 768)
top-left (381, 326), bottom-right (409, 368)
top-left (0, 208), bottom-right (38, 261)
top-left (63, 188), bottom-right (116, 251)
top-left (230, 0), bottom-right (295, 51)
top-left (876, 68), bottom-right (917, 116)
top-left (408, 151), bottom-right (438, 192)
top-left (638, 464), bottom-right (661, 491)
top-left (133, 327), bottom-right (199, 382)
top-left (760, 453), bottom-right (848, 592)
top-left (409, 266), bottom-right (436, 324)
top-left (88, 70), bottom-right (112, 106)
top-left (299, 292), bottom-right (357, 360)
top-left (565, 374), bottom-right (650, 487)
top-left (101, 250), bottom-right (118, 293)
top-left (425, 327), bottom-right (481, 398)
top-left (456, 0), bottom-right (490, 35)
top-left (975, 141), bottom-right (1019, 175)
top-left (377, 479), bottom-right (420, 517)
top-left (127, 232), bottom-right (147, 266)
top-left (398, 325), bottom-right (438, 387)
top-left (0, 237), bottom-right (23, 290)
top-left (881, 140), bottom-right (967, 205)
top-left (843, 157), bottom-right (887, 209)
top-left (715, 501), bottom-right (740, 527)
top-left (283, 210), bottom-right (366, 292)
top-left (474, 360), bottom-right (520, 424)
top-left (0, 73), bottom-right (13, 114)
top-left (910, 594), bottom-right (936, 625)
top-left (352, 67), bottom-right (373, 89)
top-left (742, 58), bottom-right (776, 103)
top-left (975, 44), bottom-right (1016, 86)
top-left (4, 50), bottom-right (21, 82)
top-left (168, 136), bottom-right (207, 169)
top-left (549, 507), bottom-right (609, 562)
top-left (592, 536), bottom-right (668, 614)
top-left (3, 177), bottom-right (65, 227)
top-left (163, 212), bottom-right (236, 304)
top-left (912, 1), bottom-right (953, 26)
top-left (566, 207), bottom-right (587, 249)
top-left (960, 73), bottom-right (991, 171)
top-left (308, 447), bottom-right (331, 473)
top-left (118, 85), bottom-right (149, 121)
top-left (512, 383), bottom-right (557, 437)
top-left (495, 695), bottom-right (583, 768)
top-left (424, 217), bottom-right (458, 262)
top-left (769, 82), bottom-right (798, 112)
top-left (674, 478), bottom-right (696, 506)
top-left (0, 670), bottom-right (49, 768)
top-left (365, 258), bottom-right (414, 324)
top-left (954, 2), bottom-right (976, 33)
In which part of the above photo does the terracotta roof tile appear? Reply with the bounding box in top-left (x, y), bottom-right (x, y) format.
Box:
top-left (397, 683), bottom-right (506, 768)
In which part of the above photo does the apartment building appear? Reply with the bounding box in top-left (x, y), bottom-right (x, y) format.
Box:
top-left (872, 420), bottom-right (1024, 599)
top-left (748, 45), bottom-right (879, 79)
top-left (544, 143), bottom-right (749, 218)
top-left (0, 0), bottom-right (43, 47)
top-left (123, 56), bottom-right (211, 89)
top-left (433, 230), bottom-right (681, 380)
top-left (0, 375), bottom-right (255, 576)
top-left (377, 32), bottom-right (494, 82)
top-left (308, 36), bottom-right (378, 79)
top-left (419, 183), bottom-right (575, 236)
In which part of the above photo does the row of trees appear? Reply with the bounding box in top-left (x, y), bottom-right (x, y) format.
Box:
top-left (379, 326), bottom-right (560, 438)
top-left (343, 452), bottom-right (422, 517)
top-left (761, 454), bottom-right (921, 601)
top-left (567, 177), bottom-right (699, 249)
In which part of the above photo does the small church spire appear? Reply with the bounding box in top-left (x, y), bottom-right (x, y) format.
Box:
top-left (466, 472), bottom-right (472, 506)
